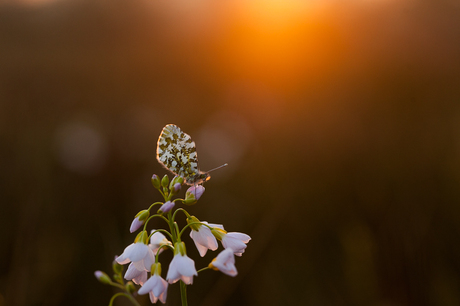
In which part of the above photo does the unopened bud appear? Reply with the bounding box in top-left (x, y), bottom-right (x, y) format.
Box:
top-left (184, 186), bottom-right (205, 205)
top-left (112, 260), bottom-right (123, 274)
top-left (130, 210), bottom-right (150, 233)
top-left (126, 281), bottom-right (136, 293)
top-left (151, 174), bottom-right (161, 189)
top-left (158, 201), bottom-right (175, 214)
top-left (172, 183), bottom-right (181, 193)
top-left (113, 274), bottom-right (122, 283)
top-left (161, 175), bottom-right (169, 188)
top-left (94, 271), bottom-right (111, 285)
top-left (169, 176), bottom-right (180, 190)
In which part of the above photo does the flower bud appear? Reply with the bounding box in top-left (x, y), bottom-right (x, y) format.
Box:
top-left (169, 176), bottom-right (180, 189)
top-left (158, 201), bottom-right (174, 214)
top-left (126, 281), bottom-right (136, 293)
top-left (161, 175), bottom-right (169, 188)
top-left (94, 271), bottom-right (111, 285)
top-left (130, 210), bottom-right (150, 233)
top-left (184, 186), bottom-right (205, 205)
top-left (112, 259), bottom-right (123, 274)
top-left (151, 174), bottom-right (161, 189)
top-left (113, 274), bottom-right (122, 283)
top-left (173, 183), bottom-right (181, 193)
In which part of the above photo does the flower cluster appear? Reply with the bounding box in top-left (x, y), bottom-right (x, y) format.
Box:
top-left (95, 174), bottom-right (251, 305)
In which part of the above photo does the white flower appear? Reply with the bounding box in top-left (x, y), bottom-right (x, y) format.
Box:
top-left (166, 243), bottom-right (197, 284)
top-left (221, 232), bottom-right (251, 256)
top-left (209, 248), bottom-right (237, 277)
top-left (150, 230), bottom-right (172, 255)
top-left (124, 263), bottom-right (148, 285)
top-left (116, 242), bottom-right (155, 281)
top-left (189, 221), bottom-right (220, 257)
top-left (138, 274), bottom-right (168, 304)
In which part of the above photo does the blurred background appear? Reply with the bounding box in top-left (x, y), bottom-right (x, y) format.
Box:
top-left (1, 0), bottom-right (460, 305)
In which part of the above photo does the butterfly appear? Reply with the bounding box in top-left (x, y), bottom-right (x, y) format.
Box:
top-left (156, 124), bottom-right (227, 185)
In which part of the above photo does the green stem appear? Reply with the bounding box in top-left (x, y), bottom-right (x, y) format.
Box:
top-left (143, 215), bottom-right (170, 232)
top-left (167, 211), bottom-right (177, 243)
top-left (108, 292), bottom-right (140, 306)
top-left (178, 222), bottom-right (204, 239)
top-left (109, 281), bottom-right (125, 290)
top-left (180, 280), bottom-right (188, 306)
top-left (172, 208), bottom-right (190, 222)
top-left (197, 266), bottom-right (210, 274)
top-left (147, 201), bottom-right (164, 211)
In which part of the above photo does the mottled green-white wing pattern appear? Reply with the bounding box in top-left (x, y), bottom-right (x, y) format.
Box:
top-left (156, 124), bottom-right (210, 185)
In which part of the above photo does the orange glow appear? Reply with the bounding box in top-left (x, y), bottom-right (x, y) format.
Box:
top-left (212, 1), bottom-right (348, 94)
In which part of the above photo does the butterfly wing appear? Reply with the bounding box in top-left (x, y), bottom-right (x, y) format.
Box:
top-left (156, 124), bottom-right (200, 181)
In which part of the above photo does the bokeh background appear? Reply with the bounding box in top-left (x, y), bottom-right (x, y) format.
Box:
top-left (1, 0), bottom-right (460, 305)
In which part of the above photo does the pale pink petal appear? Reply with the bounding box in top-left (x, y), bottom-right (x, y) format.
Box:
top-left (180, 275), bottom-right (194, 285)
top-left (124, 263), bottom-right (142, 280)
top-left (212, 249), bottom-right (237, 277)
top-left (133, 270), bottom-right (148, 285)
top-left (227, 232), bottom-right (251, 243)
top-left (149, 292), bottom-right (158, 304)
top-left (176, 255), bottom-right (197, 277)
top-left (193, 240), bottom-right (209, 257)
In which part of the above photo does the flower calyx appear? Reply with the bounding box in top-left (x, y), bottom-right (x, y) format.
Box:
top-left (186, 215), bottom-right (202, 232)
top-left (211, 227), bottom-right (227, 241)
top-left (134, 230), bottom-right (149, 244)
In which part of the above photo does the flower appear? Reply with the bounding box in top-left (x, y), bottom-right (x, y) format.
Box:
top-left (188, 217), bottom-right (221, 257)
top-left (150, 230), bottom-right (172, 255)
top-left (124, 262), bottom-right (148, 285)
top-left (212, 229), bottom-right (251, 257)
top-left (116, 242), bottom-right (155, 281)
top-left (138, 263), bottom-right (168, 304)
top-left (166, 242), bottom-right (197, 284)
top-left (209, 248), bottom-right (238, 277)
top-left (158, 201), bottom-right (174, 214)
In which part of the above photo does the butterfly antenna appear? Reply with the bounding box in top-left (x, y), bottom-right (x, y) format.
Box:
top-left (206, 163), bottom-right (228, 173)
